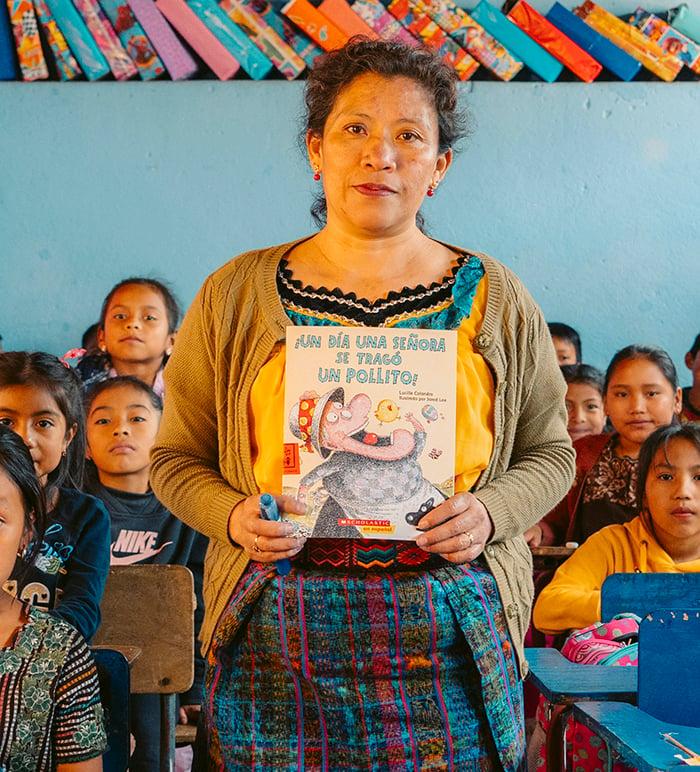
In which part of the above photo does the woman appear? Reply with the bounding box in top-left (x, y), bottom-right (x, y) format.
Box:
top-left (151, 40), bottom-right (574, 770)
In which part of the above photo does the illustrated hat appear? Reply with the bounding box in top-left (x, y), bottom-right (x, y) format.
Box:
top-left (289, 387), bottom-right (344, 459)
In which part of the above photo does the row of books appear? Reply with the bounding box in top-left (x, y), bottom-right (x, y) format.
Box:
top-left (1, 0), bottom-right (699, 81)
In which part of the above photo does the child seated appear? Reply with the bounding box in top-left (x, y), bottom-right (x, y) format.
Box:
top-left (84, 376), bottom-right (207, 772)
top-left (0, 425), bottom-right (106, 771)
top-left (561, 364), bottom-right (606, 443)
top-left (76, 278), bottom-right (180, 399)
top-left (547, 322), bottom-right (581, 366)
top-left (682, 333), bottom-right (700, 422)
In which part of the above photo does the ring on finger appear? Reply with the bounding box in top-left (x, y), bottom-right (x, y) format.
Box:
top-left (464, 531), bottom-right (474, 548)
top-left (253, 534), bottom-right (262, 553)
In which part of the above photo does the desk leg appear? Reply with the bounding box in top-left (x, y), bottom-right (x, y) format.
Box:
top-left (546, 704), bottom-right (571, 771)
top-left (160, 693), bottom-right (177, 772)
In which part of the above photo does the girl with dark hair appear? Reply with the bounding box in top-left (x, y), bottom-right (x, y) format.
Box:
top-left (84, 376), bottom-right (207, 772)
top-left (0, 425), bottom-right (107, 771)
top-left (75, 277), bottom-right (180, 399)
top-left (539, 345), bottom-right (682, 547)
top-left (0, 351), bottom-right (110, 640)
top-left (151, 39), bottom-right (574, 769)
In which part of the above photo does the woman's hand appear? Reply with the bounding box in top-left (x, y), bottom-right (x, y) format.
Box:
top-left (228, 495), bottom-right (307, 562)
top-left (415, 492), bottom-right (494, 564)
top-left (524, 524), bottom-right (543, 548)
top-left (179, 704), bottom-right (202, 725)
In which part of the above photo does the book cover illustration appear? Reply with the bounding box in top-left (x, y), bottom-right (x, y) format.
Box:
top-left (283, 326), bottom-right (457, 541)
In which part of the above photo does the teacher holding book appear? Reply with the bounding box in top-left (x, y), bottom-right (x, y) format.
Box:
top-left (151, 39), bottom-right (574, 770)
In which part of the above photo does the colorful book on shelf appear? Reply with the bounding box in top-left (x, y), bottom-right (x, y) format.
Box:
top-left (630, 7), bottom-right (700, 75)
top-left (387, 0), bottom-right (479, 80)
top-left (127, 0), bottom-right (197, 79)
top-left (98, 0), bottom-right (165, 80)
top-left (0, 0), bottom-right (18, 79)
top-left (575, 1), bottom-right (682, 81)
top-left (317, 0), bottom-right (377, 39)
top-left (350, 0), bottom-right (417, 45)
top-left (243, 0), bottom-right (321, 68)
top-left (44, 0), bottom-right (110, 79)
top-left (281, 326), bottom-right (458, 541)
top-left (668, 4), bottom-right (700, 45)
top-left (34, 0), bottom-right (81, 79)
top-left (219, 0), bottom-right (304, 79)
top-left (546, 2), bottom-right (640, 80)
top-left (507, 0), bottom-right (601, 82)
top-left (73, 0), bottom-right (137, 79)
top-left (470, 0), bottom-right (562, 82)
top-left (420, 0), bottom-right (522, 80)
top-left (187, 0), bottom-right (273, 80)
top-left (281, 0), bottom-right (348, 51)
top-left (6, 0), bottom-right (48, 79)
top-left (155, 0), bottom-right (239, 78)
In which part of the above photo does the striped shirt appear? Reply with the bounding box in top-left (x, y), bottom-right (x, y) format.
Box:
top-left (0, 605), bottom-right (106, 771)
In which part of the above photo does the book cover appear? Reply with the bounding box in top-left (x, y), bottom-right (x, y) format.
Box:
top-left (243, 0), bottom-right (322, 68)
top-left (630, 7), bottom-right (700, 75)
top-left (97, 0), bottom-right (165, 80)
top-left (44, 0), bottom-right (111, 79)
top-left (668, 3), bottom-right (700, 46)
top-left (350, 0), bottom-right (418, 46)
top-left (187, 0), bottom-right (274, 80)
top-left (73, 0), bottom-right (138, 79)
top-left (0, 0), bottom-right (18, 79)
top-left (281, 0), bottom-right (347, 51)
top-left (127, 0), bottom-right (197, 79)
top-left (156, 0), bottom-right (240, 78)
top-left (420, 0), bottom-right (522, 80)
top-left (219, 0), bottom-right (304, 79)
top-left (575, 0), bottom-right (682, 81)
top-left (317, 0), bottom-right (377, 39)
top-left (6, 0), bottom-right (48, 79)
top-left (471, 0), bottom-right (563, 82)
top-left (507, 0), bottom-right (601, 82)
top-left (33, 0), bottom-right (81, 79)
top-left (282, 326), bottom-right (457, 541)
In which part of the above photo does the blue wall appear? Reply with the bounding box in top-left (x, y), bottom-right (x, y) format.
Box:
top-left (1, 56), bottom-right (698, 382)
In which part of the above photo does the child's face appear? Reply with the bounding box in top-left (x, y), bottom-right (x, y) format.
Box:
top-left (604, 359), bottom-right (682, 452)
top-left (565, 382), bottom-right (606, 442)
top-left (0, 466), bottom-right (27, 588)
top-left (0, 386), bottom-right (75, 486)
top-left (645, 438), bottom-right (700, 551)
top-left (99, 285), bottom-right (175, 368)
top-left (87, 384), bottom-right (161, 483)
top-left (551, 336), bottom-right (578, 365)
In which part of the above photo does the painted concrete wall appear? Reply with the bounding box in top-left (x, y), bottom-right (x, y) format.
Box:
top-left (1, 67), bottom-right (698, 381)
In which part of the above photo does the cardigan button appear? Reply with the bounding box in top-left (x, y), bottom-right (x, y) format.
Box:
top-left (506, 604), bottom-right (517, 619)
top-left (485, 545), bottom-right (495, 557)
top-left (474, 332), bottom-right (492, 350)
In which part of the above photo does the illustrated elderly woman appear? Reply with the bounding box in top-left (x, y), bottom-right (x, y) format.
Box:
top-left (151, 39), bottom-right (574, 770)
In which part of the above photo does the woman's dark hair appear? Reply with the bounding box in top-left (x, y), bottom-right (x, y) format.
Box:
top-left (548, 322), bottom-right (582, 362)
top-left (85, 375), bottom-right (163, 416)
top-left (99, 277), bottom-right (181, 335)
top-left (604, 344), bottom-right (679, 394)
top-left (303, 38), bottom-right (468, 228)
top-left (0, 351), bottom-right (86, 496)
top-left (0, 424), bottom-right (47, 567)
top-left (637, 423), bottom-right (700, 516)
top-left (688, 333), bottom-right (700, 359)
top-left (560, 363), bottom-right (604, 396)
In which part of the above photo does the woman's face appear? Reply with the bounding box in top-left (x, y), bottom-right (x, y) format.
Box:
top-left (307, 73), bottom-right (452, 236)
top-left (645, 438), bottom-right (700, 551)
top-left (0, 466), bottom-right (27, 588)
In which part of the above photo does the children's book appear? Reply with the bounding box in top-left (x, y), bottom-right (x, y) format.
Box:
top-left (350, 0), bottom-right (417, 45)
top-left (34, 0), bottom-right (81, 79)
top-left (281, 0), bottom-right (347, 51)
top-left (73, 0), bottom-right (138, 79)
top-left (44, 0), bottom-right (111, 79)
top-left (282, 326), bottom-right (457, 541)
top-left (630, 7), bottom-right (700, 75)
top-left (6, 0), bottom-right (48, 80)
top-left (244, 0), bottom-right (321, 68)
top-left (0, 0), bottom-right (18, 79)
top-left (317, 0), bottom-right (377, 39)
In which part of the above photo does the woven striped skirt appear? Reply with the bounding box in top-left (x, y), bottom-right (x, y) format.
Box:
top-left (204, 561), bottom-right (525, 771)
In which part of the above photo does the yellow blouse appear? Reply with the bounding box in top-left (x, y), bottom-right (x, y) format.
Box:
top-left (249, 276), bottom-right (494, 496)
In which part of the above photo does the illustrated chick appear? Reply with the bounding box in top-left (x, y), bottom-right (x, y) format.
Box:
top-left (374, 399), bottom-right (400, 424)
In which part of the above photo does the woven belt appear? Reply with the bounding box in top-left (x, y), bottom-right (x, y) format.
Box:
top-left (297, 538), bottom-right (438, 571)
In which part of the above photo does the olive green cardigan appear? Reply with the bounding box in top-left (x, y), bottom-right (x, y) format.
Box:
top-left (150, 239), bottom-right (575, 675)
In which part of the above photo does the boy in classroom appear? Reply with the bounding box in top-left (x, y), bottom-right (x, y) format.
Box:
top-left (682, 333), bottom-right (700, 422)
top-left (548, 321), bottom-right (581, 365)
top-left (84, 375), bottom-right (207, 771)
top-left (561, 363), bottom-right (606, 443)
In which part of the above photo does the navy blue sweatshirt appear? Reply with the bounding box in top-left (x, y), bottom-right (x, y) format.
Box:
top-left (7, 488), bottom-right (111, 641)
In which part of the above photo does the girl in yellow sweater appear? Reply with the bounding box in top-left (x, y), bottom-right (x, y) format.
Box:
top-left (534, 421), bottom-right (700, 635)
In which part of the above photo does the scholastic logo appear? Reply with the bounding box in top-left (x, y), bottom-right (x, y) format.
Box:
top-left (110, 530), bottom-right (172, 565)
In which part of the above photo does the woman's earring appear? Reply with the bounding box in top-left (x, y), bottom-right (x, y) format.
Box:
top-left (313, 167), bottom-right (321, 182)
top-left (426, 185), bottom-right (436, 197)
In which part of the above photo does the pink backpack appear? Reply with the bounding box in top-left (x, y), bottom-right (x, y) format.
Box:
top-left (561, 614), bottom-right (640, 666)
